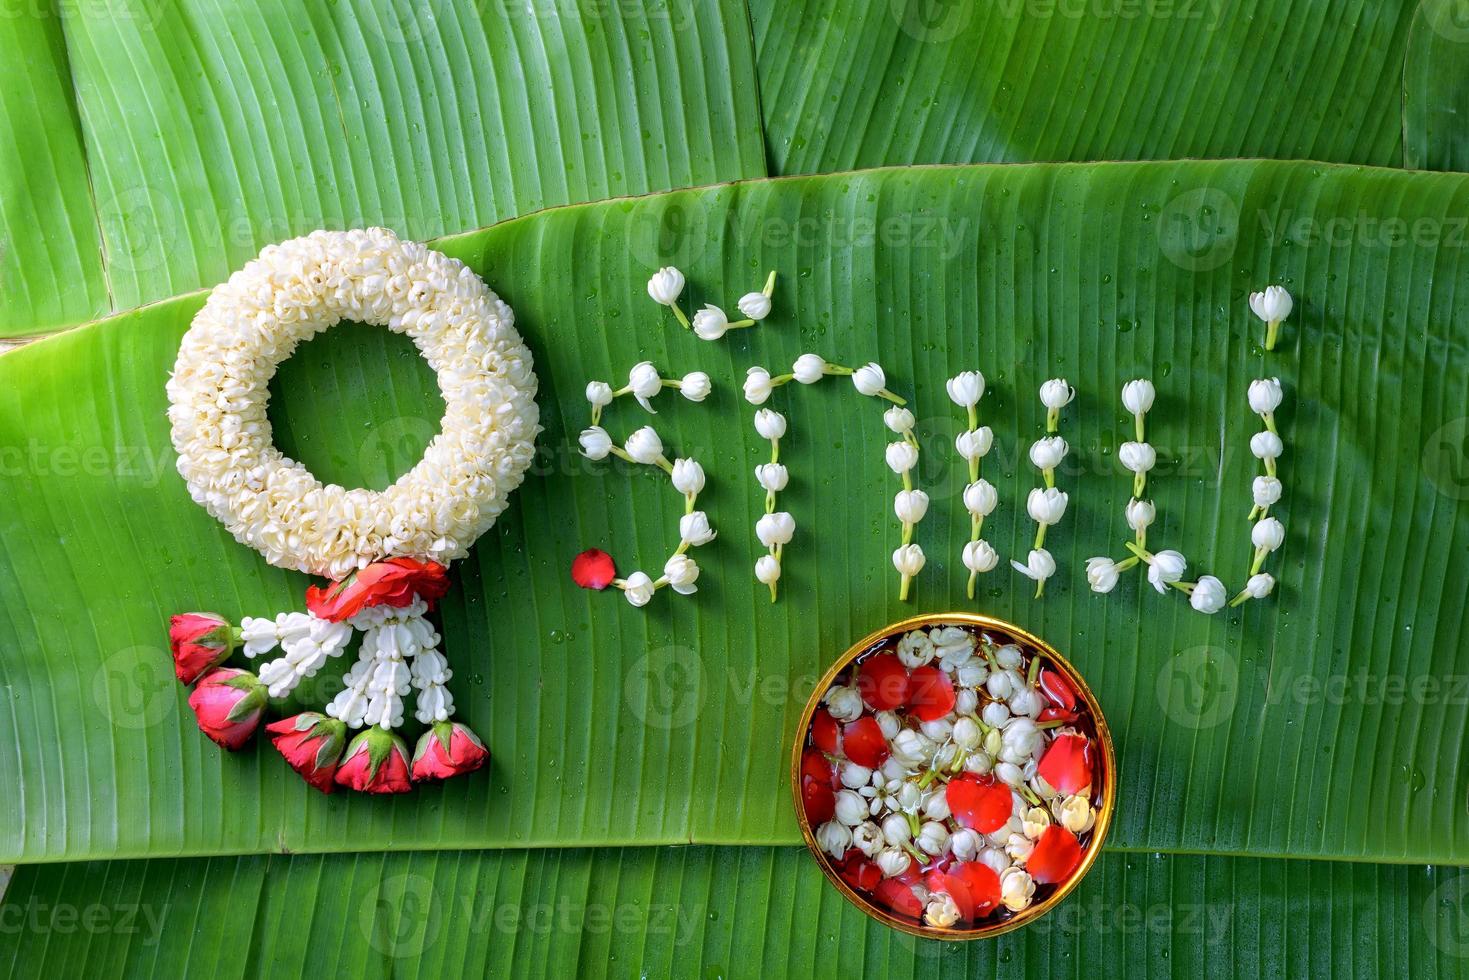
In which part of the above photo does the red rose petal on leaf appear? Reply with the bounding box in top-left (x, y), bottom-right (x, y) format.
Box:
top-left (1037, 732), bottom-right (1092, 796)
top-left (940, 862), bottom-right (1002, 920)
top-left (1039, 667), bottom-right (1078, 713)
top-left (1028, 825), bottom-right (1083, 884)
top-left (802, 776), bottom-right (835, 824)
top-left (857, 652), bottom-right (910, 710)
top-left (570, 548), bottom-right (617, 590)
top-left (874, 878), bottom-right (924, 918)
top-left (838, 850), bottom-right (883, 892)
top-left (811, 708), bottom-right (841, 755)
top-left (946, 773), bottom-right (1013, 834)
top-left (907, 665), bottom-right (956, 721)
top-left (841, 716), bottom-right (890, 769)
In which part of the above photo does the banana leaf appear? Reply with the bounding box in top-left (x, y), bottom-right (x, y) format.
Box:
top-left (0, 846), bottom-right (1461, 978)
top-left (752, 0), bottom-right (1418, 174)
top-left (1405, 0), bottom-right (1469, 172)
top-left (0, 0), bottom-right (765, 336)
top-left (2, 159), bottom-right (1469, 866)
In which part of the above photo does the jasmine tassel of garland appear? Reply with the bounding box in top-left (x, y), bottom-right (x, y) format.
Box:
top-left (1231, 291), bottom-right (1292, 605)
top-left (753, 407), bottom-right (791, 602)
top-left (947, 371), bottom-right (997, 598)
top-left (1013, 379), bottom-right (1073, 597)
top-left (647, 266), bottom-right (777, 341)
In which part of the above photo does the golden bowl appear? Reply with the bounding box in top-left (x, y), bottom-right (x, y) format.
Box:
top-left (790, 612), bottom-right (1116, 940)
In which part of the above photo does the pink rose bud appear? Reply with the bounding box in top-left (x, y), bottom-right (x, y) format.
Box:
top-left (168, 612), bottom-right (239, 685)
top-left (411, 721), bottom-right (490, 782)
top-left (335, 727), bottom-right (413, 794)
top-left (266, 712), bottom-right (348, 794)
top-left (187, 667), bottom-right (266, 750)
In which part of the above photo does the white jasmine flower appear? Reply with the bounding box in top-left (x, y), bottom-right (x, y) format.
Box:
top-left (986, 668), bottom-right (1016, 701)
top-left (1249, 285), bottom-right (1293, 324)
top-left (840, 762), bottom-right (873, 789)
top-left (892, 544), bottom-right (926, 577)
top-left (824, 684), bottom-right (863, 723)
top-left (883, 406), bottom-right (915, 434)
top-left (994, 645), bottom-right (1023, 669)
top-left (897, 629), bottom-right (935, 668)
top-left (755, 462), bottom-right (789, 492)
top-left (578, 426), bottom-right (612, 460)
top-left (585, 380), bottom-right (614, 408)
top-left (924, 891), bottom-right (961, 928)
top-left (1000, 867), bottom-right (1036, 912)
top-left (756, 512), bottom-right (796, 548)
top-left (1010, 548), bottom-right (1056, 583)
top-left (1253, 475), bottom-right (1283, 508)
top-left (659, 554), bottom-right (700, 596)
top-left (852, 362), bottom-right (886, 397)
top-left (1059, 795), bottom-right (1095, 834)
top-left (920, 718), bottom-right (953, 742)
top-left (1026, 487), bottom-right (1069, 526)
top-left (628, 361), bottom-right (662, 411)
top-left (816, 820), bottom-right (852, 859)
top-left (875, 711), bottom-right (902, 740)
top-left (1001, 717), bottom-right (1042, 761)
top-left (874, 847), bottom-right (911, 878)
top-left (955, 659), bottom-right (987, 689)
top-left (946, 371), bottom-right (985, 407)
top-left (679, 511), bottom-right (717, 546)
top-left (1248, 377), bottom-right (1283, 414)
top-left (692, 304), bottom-right (729, 341)
top-left (955, 689), bottom-right (980, 715)
top-left (1126, 498), bottom-right (1155, 532)
top-left (835, 789), bottom-right (868, 826)
top-left (679, 371), bottom-right (711, 402)
top-left (885, 441), bottom-right (919, 474)
top-left (962, 540), bottom-right (998, 574)
top-left (979, 848), bottom-right (1010, 877)
top-left (950, 828), bottom-right (983, 863)
top-left (624, 426), bottom-right (664, 465)
top-left (1252, 516), bottom-right (1285, 552)
top-left (737, 291), bottom-right (772, 320)
top-left (1009, 687), bottom-right (1044, 718)
top-left (622, 571), bottom-right (655, 607)
top-left (754, 554), bottom-right (780, 584)
top-left (894, 489), bottom-right (929, 524)
top-left (963, 480), bottom-right (997, 517)
top-left (923, 789), bottom-right (951, 822)
top-left (1250, 430), bottom-right (1283, 461)
top-left (917, 821), bottom-right (951, 856)
top-left (1121, 378), bottom-right (1155, 415)
top-left (880, 812), bottom-right (912, 846)
top-left (754, 408), bottom-right (787, 440)
top-left (1190, 575), bottom-right (1227, 614)
top-left (890, 729), bottom-right (932, 768)
top-left (1244, 572), bottom-right (1275, 598)
top-left (743, 366), bottom-right (774, 405)
top-left (955, 427), bottom-right (993, 461)
top-left (1004, 832), bottom-right (1034, 862)
top-left (1147, 550), bottom-right (1187, 593)
top-left (1029, 435), bottom-right (1068, 470)
top-left (1118, 441), bottom-right (1156, 475)
top-left (852, 821), bottom-right (884, 856)
top-left (670, 458), bottom-right (705, 495)
top-left (1040, 378), bottom-right (1075, 409)
top-left (981, 700), bottom-right (1010, 728)
top-left (1022, 806), bottom-right (1050, 839)
top-left (647, 266), bottom-right (685, 306)
top-left (995, 761), bottom-right (1025, 788)
top-left (1086, 557), bottom-right (1121, 594)
top-left (792, 353), bottom-right (826, 384)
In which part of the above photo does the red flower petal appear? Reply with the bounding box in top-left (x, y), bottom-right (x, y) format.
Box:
top-left (837, 850), bottom-right (883, 892)
top-left (1028, 825), bottom-right (1083, 884)
top-left (1037, 732), bottom-right (1092, 796)
top-left (856, 652), bottom-right (910, 710)
top-left (811, 708), bottom-right (841, 756)
top-left (874, 878), bottom-right (924, 918)
top-left (1037, 705), bottom-right (1079, 724)
top-left (907, 666), bottom-right (956, 721)
top-left (570, 548), bottom-right (617, 590)
top-left (946, 773), bottom-right (1013, 834)
top-left (307, 557), bottom-right (451, 621)
top-left (840, 716), bottom-right (890, 769)
top-left (801, 748), bottom-right (836, 788)
top-left (801, 777), bottom-right (835, 824)
top-left (1039, 667), bottom-right (1078, 713)
top-left (939, 862), bottom-right (1002, 920)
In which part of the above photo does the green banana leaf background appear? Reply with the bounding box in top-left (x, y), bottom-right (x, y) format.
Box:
top-left (4, 0), bottom-right (1469, 976)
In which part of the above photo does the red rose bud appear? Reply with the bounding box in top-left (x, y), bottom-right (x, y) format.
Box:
top-left (306, 557), bottom-right (451, 622)
top-left (168, 612), bottom-right (238, 685)
top-left (411, 721), bottom-right (490, 781)
top-left (187, 668), bottom-right (267, 750)
top-left (335, 726), bottom-right (413, 794)
top-left (570, 548), bottom-right (617, 590)
top-left (267, 712), bottom-right (348, 794)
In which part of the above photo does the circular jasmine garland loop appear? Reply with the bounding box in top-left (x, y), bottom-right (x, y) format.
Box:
top-left (167, 227), bottom-right (540, 580)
